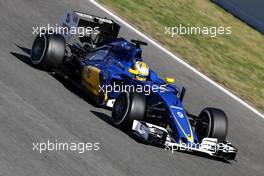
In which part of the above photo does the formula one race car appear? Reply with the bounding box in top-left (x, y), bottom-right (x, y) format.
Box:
top-left (31, 10), bottom-right (237, 161)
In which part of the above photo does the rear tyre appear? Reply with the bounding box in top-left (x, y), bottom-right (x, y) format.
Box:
top-left (31, 33), bottom-right (65, 69)
top-left (112, 92), bottom-right (146, 130)
top-left (196, 108), bottom-right (228, 142)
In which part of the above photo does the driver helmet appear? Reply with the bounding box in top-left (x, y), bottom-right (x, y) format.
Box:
top-left (133, 61), bottom-right (149, 81)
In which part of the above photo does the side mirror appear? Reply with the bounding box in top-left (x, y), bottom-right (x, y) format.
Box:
top-left (128, 68), bottom-right (139, 75)
top-left (165, 77), bottom-right (175, 84)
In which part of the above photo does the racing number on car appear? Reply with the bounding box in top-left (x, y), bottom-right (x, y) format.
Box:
top-left (177, 112), bottom-right (184, 118)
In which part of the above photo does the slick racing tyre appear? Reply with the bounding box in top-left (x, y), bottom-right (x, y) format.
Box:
top-left (112, 92), bottom-right (146, 130)
top-left (31, 33), bottom-right (65, 69)
top-left (196, 108), bottom-right (228, 142)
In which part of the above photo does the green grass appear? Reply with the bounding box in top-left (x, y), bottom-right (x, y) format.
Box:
top-left (99, 0), bottom-right (264, 112)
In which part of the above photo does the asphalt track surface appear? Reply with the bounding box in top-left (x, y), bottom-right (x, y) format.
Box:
top-left (0, 0), bottom-right (264, 176)
top-left (213, 0), bottom-right (264, 33)
top-left (214, 0), bottom-right (264, 22)
top-left (228, 0), bottom-right (264, 22)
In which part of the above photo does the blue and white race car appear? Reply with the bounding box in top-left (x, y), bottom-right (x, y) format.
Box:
top-left (31, 10), bottom-right (237, 161)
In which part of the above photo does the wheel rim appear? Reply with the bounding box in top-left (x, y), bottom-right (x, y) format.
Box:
top-left (31, 36), bottom-right (47, 64)
top-left (197, 110), bottom-right (212, 140)
top-left (203, 110), bottom-right (212, 137)
top-left (112, 93), bottom-right (129, 125)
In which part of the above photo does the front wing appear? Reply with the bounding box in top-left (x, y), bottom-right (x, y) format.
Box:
top-left (132, 120), bottom-right (238, 161)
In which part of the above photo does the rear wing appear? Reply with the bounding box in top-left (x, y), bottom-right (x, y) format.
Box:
top-left (61, 9), bottom-right (120, 47)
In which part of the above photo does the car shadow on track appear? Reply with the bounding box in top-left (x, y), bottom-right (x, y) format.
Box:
top-left (90, 110), bottom-right (113, 125)
top-left (90, 110), bottom-right (159, 145)
top-left (10, 45), bottom-right (32, 65)
top-left (10, 44), bottom-right (99, 107)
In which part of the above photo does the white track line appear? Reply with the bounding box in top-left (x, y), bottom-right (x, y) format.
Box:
top-left (89, 0), bottom-right (264, 120)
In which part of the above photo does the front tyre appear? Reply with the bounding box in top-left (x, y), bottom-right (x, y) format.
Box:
top-left (31, 33), bottom-right (65, 69)
top-left (112, 92), bottom-right (146, 130)
top-left (196, 108), bottom-right (228, 142)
